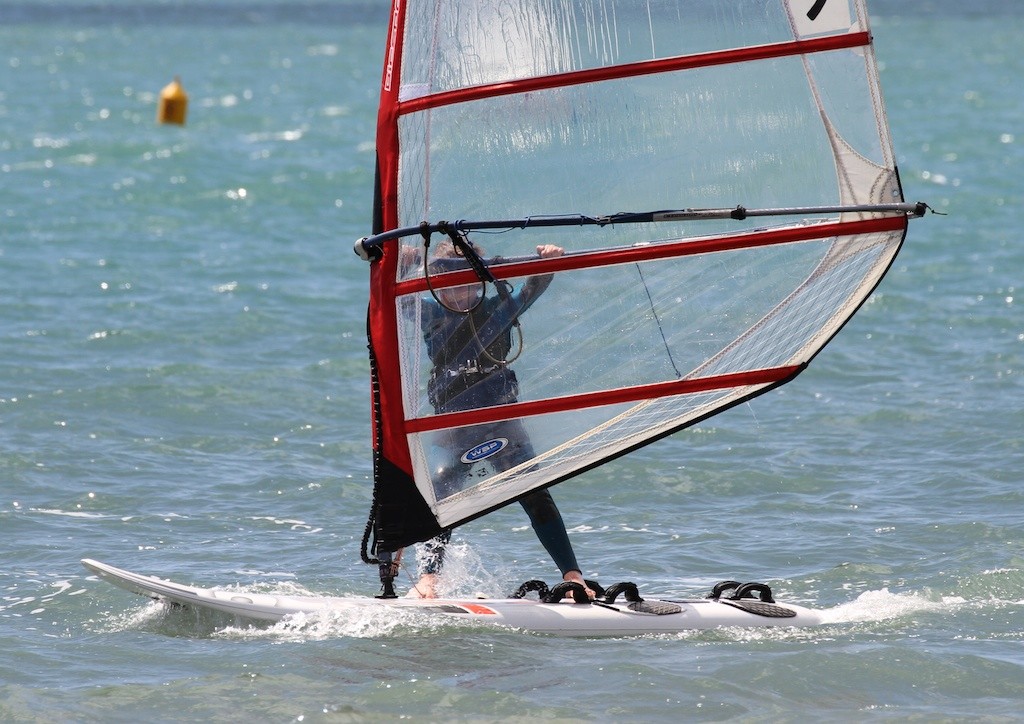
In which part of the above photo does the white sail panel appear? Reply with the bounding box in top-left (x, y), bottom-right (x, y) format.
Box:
top-left (788, 0), bottom-right (855, 37)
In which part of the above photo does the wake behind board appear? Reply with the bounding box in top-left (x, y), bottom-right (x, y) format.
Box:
top-left (82, 559), bottom-right (823, 637)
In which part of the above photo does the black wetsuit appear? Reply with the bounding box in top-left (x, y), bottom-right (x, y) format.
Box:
top-left (417, 273), bottom-right (580, 577)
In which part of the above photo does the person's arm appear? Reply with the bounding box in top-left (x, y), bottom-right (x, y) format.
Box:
top-left (515, 244), bottom-right (564, 309)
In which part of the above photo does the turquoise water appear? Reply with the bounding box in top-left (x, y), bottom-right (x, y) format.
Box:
top-left (2, 1), bottom-right (1022, 720)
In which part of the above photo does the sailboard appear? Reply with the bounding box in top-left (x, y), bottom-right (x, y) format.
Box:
top-left (357, 0), bottom-right (927, 557)
top-left (81, 559), bottom-right (824, 636)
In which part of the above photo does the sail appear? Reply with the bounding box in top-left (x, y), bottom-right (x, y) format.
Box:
top-left (362, 0), bottom-right (919, 552)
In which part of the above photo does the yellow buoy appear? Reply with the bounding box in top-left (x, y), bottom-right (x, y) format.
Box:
top-left (157, 76), bottom-right (188, 125)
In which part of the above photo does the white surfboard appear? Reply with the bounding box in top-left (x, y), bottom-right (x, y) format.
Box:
top-left (82, 559), bottom-right (824, 636)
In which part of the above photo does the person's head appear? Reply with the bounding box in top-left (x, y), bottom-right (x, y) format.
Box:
top-left (429, 238), bottom-right (484, 263)
top-left (437, 282), bottom-right (481, 312)
top-left (429, 239), bottom-right (484, 312)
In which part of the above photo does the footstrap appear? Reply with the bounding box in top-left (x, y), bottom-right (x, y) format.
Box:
top-left (509, 579), bottom-right (549, 600)
top-left (542, 581), bottom-right (590, 604)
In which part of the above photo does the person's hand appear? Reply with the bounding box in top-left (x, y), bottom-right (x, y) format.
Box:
top-left (396, 243), bottom-right (422, 270)
top-left (536, 244), bottom-right (564, 258)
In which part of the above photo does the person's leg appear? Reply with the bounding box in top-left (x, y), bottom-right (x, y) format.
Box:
top-left (519, 490), bottom-right (595, 599)
top-left (406, 529), bottom-right (451, 598)
top-left (518, 489), bottom-right (580, 577)
top-left (421, 529), bottom-right (451, 575)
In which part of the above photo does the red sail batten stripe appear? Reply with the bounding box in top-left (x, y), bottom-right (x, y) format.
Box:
top-left (397, 214), bottom-right (907, 295)
top-left (403, 365), bottom-right (802, 434)
top-left (398, 32), bottom-right (871, 116)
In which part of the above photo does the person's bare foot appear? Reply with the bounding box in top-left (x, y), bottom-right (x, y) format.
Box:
top-left (562, 570), bottom-right (596, 599)
top-left (405, 573), bottom-right (438, 598)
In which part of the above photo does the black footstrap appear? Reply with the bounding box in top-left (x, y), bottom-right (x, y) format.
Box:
top-left (507, 579), bottom-right (685, 615)
top-left (601, 581), bottom-right (642, 604)
top-left (707, 580), bottom-right (776, 604)
top-left (708, 580), bottom-right (743, 600)
top-left (707, 579), bottom-right (797, 618)
top-left (510, 579), bottom-right (603, 604)
top-left (543, 581), bottom-right (590, 603)
top-left (509, 579), bottom-right (549, 600)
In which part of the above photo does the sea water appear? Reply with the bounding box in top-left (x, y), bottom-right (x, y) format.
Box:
top-left (1, 0), bottom-right (1022, 720)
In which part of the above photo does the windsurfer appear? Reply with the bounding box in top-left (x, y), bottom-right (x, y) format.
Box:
top-left (400, 240), bottom-right (592, 600)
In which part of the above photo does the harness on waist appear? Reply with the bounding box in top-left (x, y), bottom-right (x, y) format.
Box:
top-left (428, 363), bottom-right (519, 411)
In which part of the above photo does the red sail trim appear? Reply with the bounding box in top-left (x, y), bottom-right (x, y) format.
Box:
top-left (375, 1), bottom-right (407, 236)
top-left (370, 0), bottom-right (412, 474)
top-left (404, 365), bottom-right (803, 434)
top-left (398, 32), bottom-right (871, 116)
top-left (397, 215), bottom-right (908, 295)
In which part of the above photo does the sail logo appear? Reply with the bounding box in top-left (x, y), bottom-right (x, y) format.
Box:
top-left (461, 438), bottom-right (508, 464)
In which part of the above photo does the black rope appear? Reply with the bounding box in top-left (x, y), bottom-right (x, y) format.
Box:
top-left (422, 222), bottom-right (486, 315)
top-left (422, 223), bottom-right (524, 364)
top-left (635, 263), bottom-right (682, 378)
top-left (360, 317), bottom-right (385, 567)
top-left (361, 326), bottom-right (401, 598)
top-left (440, 221), bottom-right (499, 289)
top-left (441, 224), bottom-right (524, 364)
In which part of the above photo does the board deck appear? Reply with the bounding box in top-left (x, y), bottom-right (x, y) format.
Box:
top-left (82, 559), bottom-right (824, 636)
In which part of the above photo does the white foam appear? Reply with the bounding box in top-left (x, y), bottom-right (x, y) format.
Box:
top-left (818, 587), bottom-right (967, 625)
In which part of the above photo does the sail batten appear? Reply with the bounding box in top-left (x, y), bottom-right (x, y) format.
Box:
top-left (398, 32), bottom-right (872, 113)
top-left (404, 364), bottom-right (804, 434)
top-left (363, 0), bottom-right (921, 553)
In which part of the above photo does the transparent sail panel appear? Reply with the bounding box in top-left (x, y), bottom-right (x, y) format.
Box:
top-left (397, 244), bottom-right (814, 422)
top-left (394, 44), bottom-right (895, 281)
top-left (396, 226), bottom-right (903, 517)
top-left (399, 0), bottom-right (863, 96)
